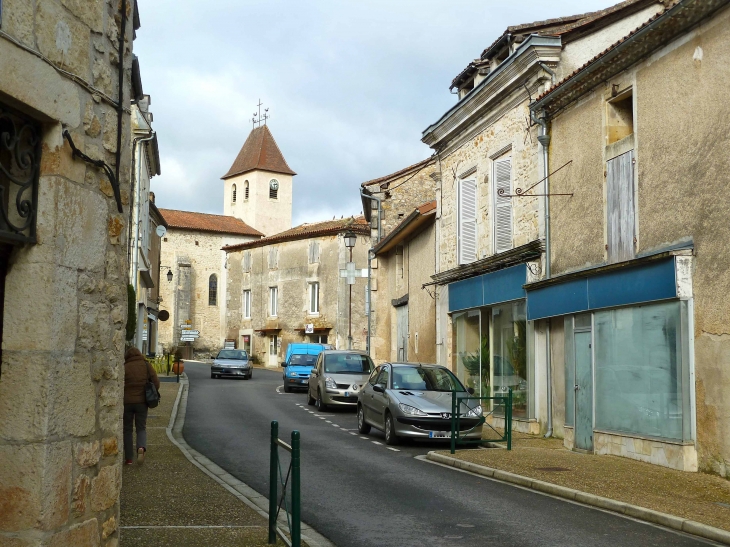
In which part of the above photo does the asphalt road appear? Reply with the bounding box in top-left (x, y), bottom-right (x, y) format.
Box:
top-left (182, 362), bottom-right (716, 547)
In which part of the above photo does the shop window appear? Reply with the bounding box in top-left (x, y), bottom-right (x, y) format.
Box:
top-left (208, 274), bottom-right (217, 306)
top-left (492, 301), bottom-right (530, 418)
top-left (594, 301), bottom-right (690, 441)
top-left (453, 310), bottom-right (485, 395)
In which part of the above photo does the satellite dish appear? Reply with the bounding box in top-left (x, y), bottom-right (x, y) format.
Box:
top-left (158, 310), bottom-right (170, 321)
top-left (156, 225), bottom-right (167, 238)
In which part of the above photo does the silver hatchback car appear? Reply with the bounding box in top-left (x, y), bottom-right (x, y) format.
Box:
top-left (357, 363), bottom-right (483, 445)
top-left (307, 350), bottom-right (374, 411)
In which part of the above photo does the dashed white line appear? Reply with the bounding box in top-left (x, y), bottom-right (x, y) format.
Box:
top-left (325, 420), bottom-right (332, 423)
top-left (349, 432), bottom-right (358, 436)
top-left (360, 437), bottom-right (368, 440)
top-left (372, 441), bottom-right (382, 445)
top-left (319, 417), bottom-right (326, 420)
top-left (387, 447), bottom-right (400, 452)
top-left (331, 424), bottom-right (339, 427)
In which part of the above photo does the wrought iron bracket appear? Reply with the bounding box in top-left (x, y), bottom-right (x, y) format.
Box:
top-left (62, 130), bottom-right (123, 213)
top-left (497, 160), bottom-right (574, 198)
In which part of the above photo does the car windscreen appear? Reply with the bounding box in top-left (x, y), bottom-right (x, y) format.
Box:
top-left (324, 354), bottom-right (372, 374)
top-left (391, 367), bottom-right (465, 392)
top-left (289, 354), bottom-right (317, 366)
top-left (216, 350), bottom-right (247, 360)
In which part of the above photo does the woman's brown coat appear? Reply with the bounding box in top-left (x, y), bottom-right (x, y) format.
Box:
top-left (124, 347), bottom-right (160, 405)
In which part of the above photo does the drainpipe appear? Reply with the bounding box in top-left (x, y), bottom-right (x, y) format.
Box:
top-left (533, 107), bottom-right (553, 438)
top-left (130, 132), bottom-right (156, 341)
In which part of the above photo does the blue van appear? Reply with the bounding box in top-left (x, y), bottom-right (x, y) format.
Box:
top-left (283, 343), bottom-right (332, 392)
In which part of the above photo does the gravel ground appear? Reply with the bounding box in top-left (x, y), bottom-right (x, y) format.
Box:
top-left (120, 382), bottom-right (283, 546)
top-left (437, 435), bottom-right (730, 532)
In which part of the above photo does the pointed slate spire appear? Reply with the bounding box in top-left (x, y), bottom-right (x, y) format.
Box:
top-left (221, 125), bottom-right (296, 179)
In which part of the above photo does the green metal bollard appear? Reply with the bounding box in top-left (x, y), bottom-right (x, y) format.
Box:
top-left (291, 430), bottom-right (301, 547)
top-left (268, 421), bottom-right (278, 544)
top-left (507, 388), bottom-right (513, 451)
top-left (450, 391), bottom-right (457, 454)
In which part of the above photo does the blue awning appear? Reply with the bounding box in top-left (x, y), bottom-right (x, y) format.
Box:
top-left (449, 264), bottom-right (526, 313)
top-left (526, 258), bottom-right (677, 321)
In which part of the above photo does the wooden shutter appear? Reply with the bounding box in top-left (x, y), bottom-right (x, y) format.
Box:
top-left (458, 179), bottom-right (477, 264)
top-left (494, 158), bottom-right (512, 253)
top-left (606, 150), bottom-right (635, 263)
top-left (308, 241), bottom-right (320, 264)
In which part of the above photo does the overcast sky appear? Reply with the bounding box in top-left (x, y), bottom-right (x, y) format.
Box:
top-left (135, 0), bottom-right (619, 227)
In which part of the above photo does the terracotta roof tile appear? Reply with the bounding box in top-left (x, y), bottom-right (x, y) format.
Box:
top-left (417, 200), bottom-right (437, 215)
top-left (159, 209), bottom-right (263, 237)
top-left (223, 216), bottom-right (369, 252)
top-left (221, 125), bottom-right (296, 180)
top-left (361, 156), bottom-right (435, 188)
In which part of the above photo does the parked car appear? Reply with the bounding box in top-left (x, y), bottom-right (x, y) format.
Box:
top-left (357, 363), bottom-right (483, 445)
top-left (307, 350), bottom-right (374, 410)
top-left (282, 343), bottom-right (332, 393)
top-left (211, 349), bottom-right (252, 380)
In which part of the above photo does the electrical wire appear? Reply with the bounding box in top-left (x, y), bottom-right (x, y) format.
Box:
top-left (370, 154), bottom-right (437, 195)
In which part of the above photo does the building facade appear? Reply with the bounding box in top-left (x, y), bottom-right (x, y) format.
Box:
top-left (422, 1), bottom-right (668, 435)
top-left (528, 0), bottom-right (730, 474)
top-left (0, 0), bottom-right (142, 544)
top-left (157, 210), bottom-right (262, 358)
top-left (224, 217), bottom-right (370, 367)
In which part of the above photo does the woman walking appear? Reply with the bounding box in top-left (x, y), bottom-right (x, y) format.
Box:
top-left (123, 347), bottom-right (160, 465)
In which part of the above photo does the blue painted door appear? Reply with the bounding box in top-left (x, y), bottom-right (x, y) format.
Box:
top-left (574, 331), bottom-right (593, 451)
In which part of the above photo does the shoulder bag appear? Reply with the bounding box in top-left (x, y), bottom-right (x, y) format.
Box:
top-left (145, 363), bottom-right (160, 408)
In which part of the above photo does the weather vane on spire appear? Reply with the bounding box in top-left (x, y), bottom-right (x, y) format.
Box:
top-left (252, 99), bottom-right (269, 128)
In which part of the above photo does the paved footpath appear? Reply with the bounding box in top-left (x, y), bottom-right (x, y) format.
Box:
top-left (119, 377), bottom-right (285, 547)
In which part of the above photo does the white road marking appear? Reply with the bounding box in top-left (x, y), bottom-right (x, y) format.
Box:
top-left (275, 386), bottom-right (283, 394)
top-left (387, 447), bottom-right (400, 452)
top-left (349, 432), bottom-right (358, 436)
top-left (360, 437), bottom-right (368, 440)
top-left (343, 428), bottom-right (358, 431)
top-left (319, 417), bottom-right (326, 420)
top-left (325, 420), bottom-right (332, 423)
top-left (372, 441), bottom-right (382, 445)
top-left (331, 424), bottom-right (339, 427)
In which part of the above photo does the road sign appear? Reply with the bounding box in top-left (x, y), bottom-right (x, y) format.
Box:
top-left (180, 336), bottom-right (196, 342)
top-left (181, 330), bottom-right (200, 335)
top-left (305, 324), bottom-right (314, 334)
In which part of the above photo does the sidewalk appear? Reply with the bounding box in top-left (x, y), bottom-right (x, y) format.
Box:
top-left (428, 432), bottom-right (730, 545)
top-left (119, 379), bottom-right (282, 546)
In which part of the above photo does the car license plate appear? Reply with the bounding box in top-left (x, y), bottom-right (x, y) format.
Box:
top-left (298, 380), bottom-right (307, 384)
top-left (344, 391), bottom-right (349, 397)
top-left (429, 431), bottom-right (452, 439)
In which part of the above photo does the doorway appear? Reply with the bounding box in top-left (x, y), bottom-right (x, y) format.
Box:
top-left (573, 315), bottom-right (594, 451)
top-left (396, 304), bottom-right (408, 362)
top-left (269, 334), bottom-right (279, 367)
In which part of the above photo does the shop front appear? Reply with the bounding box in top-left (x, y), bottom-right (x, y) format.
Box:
top-left (526, 253), bottom-right (697, 470)
top-left (449, 264), bottom-right (535, 426)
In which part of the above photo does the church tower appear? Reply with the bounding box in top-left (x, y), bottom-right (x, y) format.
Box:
top-left (221, 124), bottom-right (296, 236)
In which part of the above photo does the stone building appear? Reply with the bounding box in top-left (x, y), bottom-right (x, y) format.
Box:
top-left (371, 201), bottom-right (437, 365)
top-left (143, 195), bottom-right (167, 356)
top-left (157, 210), bottom-right (262, 358)
top-left (223, 217), bottom-right (370, 367)
top-left (0, 0), bottom-right (144, 545)
top-left (526, 0), bottom-right (730, 473)
top-left (421, 0), bottom-right (668, 435)
top-left (360, 158), bottom-right (438, 361)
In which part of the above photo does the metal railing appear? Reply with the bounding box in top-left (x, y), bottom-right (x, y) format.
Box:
top-left (269, 421), bottom-right (301, 547)
top-left (450, 388), bottom-right (513, 454)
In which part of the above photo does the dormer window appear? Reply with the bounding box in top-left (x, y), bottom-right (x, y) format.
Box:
top-left (458, 79), bottom-right (475, 100)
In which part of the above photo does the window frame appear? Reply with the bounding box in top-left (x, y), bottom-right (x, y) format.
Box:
top-left (208, 274), bottom-right (218, 306)
top-left (232, 183), bottom-right (237, 203)
top-left (269, 286), bottom-right (278, 317)
top-left (242, 289), bottom-right (251, 319)
top-left (308, 281), bottom-right (320, 315)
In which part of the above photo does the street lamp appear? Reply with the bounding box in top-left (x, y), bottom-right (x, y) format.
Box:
top-left (344, 232), bottom-right (356, 349)
top-left (166, 269), bottom-right (173, 282)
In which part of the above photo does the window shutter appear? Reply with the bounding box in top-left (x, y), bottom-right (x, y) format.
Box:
top-left (308, 241), bottom-right (319, 264)
top-left (314, 242), bottom-right (320, 263)
top-left (494, 158), bottom-right (513, 253)
top-left (458, 179), bottom-right (477, 264)
top-left (606, 150), bottom-right (635, 263)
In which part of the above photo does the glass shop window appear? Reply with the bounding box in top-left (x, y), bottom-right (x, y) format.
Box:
top-left (492, 301), bottom-right (531, 419)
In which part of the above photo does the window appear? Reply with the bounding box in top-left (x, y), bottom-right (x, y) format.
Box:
top-left (244, 180), bottom-right (249, 200)
top-left (324, 353), bottom-right (373, 374)
top-left (492, 301), bottom-right (530, 418)
top-left (243, 251), bottom-right (252, 273)
top-left (376, 366), bottom-right (390, 387)
top-left (268, 247), bottom-right (278, 269)
top-left (493, 157), bottom-right (512, 253)
top-left (594, 301), bottom-right (690, 441)
top-left (308, 241), bottom-right (320, 264)
top-left (269, 179), bottom-right (279, 200)
top-left (606, 150), bottom-right (635, 263)
top-left (269, 286), bottom-right (278, 317)
top-left (395, 245), bottom-right (404, 278)
top-left (208, 274), bottom-right (217, 306)
top-left (242, 290), bottom-right (251, 319)
top-left (232, 183), bottom-right (237, 203)
top-left (309, 334), bottom-right (327, 344)
top-left (308, 282), bottom-right (319, 314)
top-left (368, 366), bottom-right (381, 386)
top-left (457, 179), bottom-right (477, 264)
top-left (606, 89), bottom-right (633, 145)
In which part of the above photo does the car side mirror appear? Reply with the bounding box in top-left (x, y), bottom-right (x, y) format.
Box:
top-left (373, 385), bottom-right (385, 393)
top-left (467, 387), bottom-right (475, 395)
top-left (281, 362), bottom-right (287, 367)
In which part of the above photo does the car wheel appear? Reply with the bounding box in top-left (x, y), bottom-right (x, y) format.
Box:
top-left (284, 383), bottom-right (291, 393)
top-left (210, 372), bottom-right (215, 379)
top-left (357, 406), bottom-right (371, 434)
top-left (384, 412), bottom-right (399, 446)
top-left (307, 389), bottom-right (315, 406)
top-left (316, 389), bottom-right (327, 411)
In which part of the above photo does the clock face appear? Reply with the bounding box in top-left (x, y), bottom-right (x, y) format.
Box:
top-left (269, 179), bottom-right (279, 191)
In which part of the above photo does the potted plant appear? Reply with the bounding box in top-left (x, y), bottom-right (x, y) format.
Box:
top-left (172, 347), bottom-right (185, 375)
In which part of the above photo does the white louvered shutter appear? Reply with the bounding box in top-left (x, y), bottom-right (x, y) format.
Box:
top-left (458, 179), bottom-right (477, 264)
top-left (494, 158), bottom-right (513, 253)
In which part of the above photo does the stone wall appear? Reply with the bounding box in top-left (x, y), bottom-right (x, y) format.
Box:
top-left (225, 232), bottom-right (370, 366)
top-left (157, 229), bottom-right (255, 357)
top-left (0, 0), bottom-right (136, 544)
top-left (547, 6), bottom-right (730, 476)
